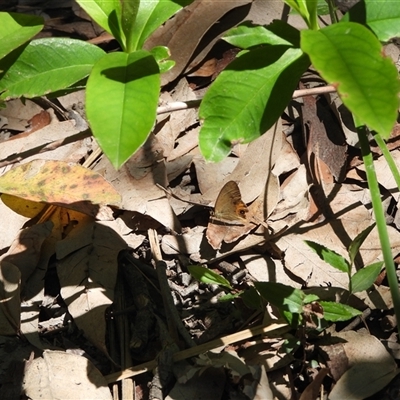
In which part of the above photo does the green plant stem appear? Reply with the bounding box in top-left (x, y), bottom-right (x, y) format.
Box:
top-left (326, 0), bottom-right (338, 24)
top-left (358, 126), bottom-right (400, 337)
top-left (373, 132), bottom-right (400, 190)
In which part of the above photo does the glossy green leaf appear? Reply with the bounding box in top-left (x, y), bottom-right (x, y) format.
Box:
top-left (348, 223), bottom-right (375, 265)
top-left (320, 301), bottom-right (362, 322)
top-left (0, 12), bottom-right (43, 60)
top-left (86, 50), bottom-right (160, 169)
top-left (187, 265), bottom-right (232, 289)
top-left (305, 240), bottom-right (350, 273)
top-left (284, 0), bottom-right (318, 29)
top-left (150, 46), bottom-right (175, 74)
top-left (121, 0), bottom-right (140, 53)
top-left (0, 38), bottom-right (105, 100)
top-left (129, 0), bottom-right (193, 50)
top-left (303, 294), bottom-right (320, 304)
top-left (255, 282), bottom-right (305, 314)
top-left (351, 261), bottom-right (383, 293)
top-left (301, 22), bottom-right (400, 139)
top-left (199, 47), bottom-right (309, 162)
top-left (223, 21), bottom-right (298, 48)
top-left (75, 0), bottom-right (124, 47)
top-left (342, 0), bottom-right (400, 42)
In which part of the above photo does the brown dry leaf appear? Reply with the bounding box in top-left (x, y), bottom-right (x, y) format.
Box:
top-left (187, 57), bottom-right (218, 78)
top-left (166, 154), bottom-right (194, 183)
top-left (239, 253), bottom-right (294, 287)
top-left (0, 99), bottom-right (44, 132)
top-left (22, 350), bottom-right (112, 400)
top-left (161, 227), bottom-right (205, 256)
top-left (324, 331), bottom-right (398, 400)
top-left (193, 155), bottom-right (241, 199)
top-left (145, 0), bottom-right (253, 85)
top-left (268, 164), bottom-right (312, 233)
top-left (301, 89), bottom-right (347, 184)
top-left (0, 160), bottom-right (121, 214)
top-left (0, 117), bottom-right (88, 165)
top-left (26, 109), bottom-right (52, 134)
top-left (167, 125), bottom-right (200, 162)
top-left (56, 218), bottom-right (127, 354)
top-left (272, 133), bottom-right (301, 177)
top-left (239, 337), bottom-right (295, 372)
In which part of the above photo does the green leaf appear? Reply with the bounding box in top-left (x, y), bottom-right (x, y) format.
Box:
top-left (305, 240), bottom-right (350, 273)
top-left (342, 0), bottom-right (400, 42)
top-left (0, 38), bottom-right (105, 100)
top-left (0, 12), bottom-right (43, 61)
top-left (129, 0), bottom-right (194, 50)
top-left (301, 22), bottom-right (400, 139)
top-left (319, 301), bottom-right (362, 322)
top-left (75, 0), bottom-right (124, 47)
top-left (303, 294), bottom-right (320, 304)
top-left (240, 287), bottom-right (262, 310)
top-left (150, 46), bottom-right (175, 74)
top-left (223, 21), bottom-right (299, 48)
top-left (86, 50), bottom-right (160, 169)
top-left (121, 0), bottom-right (140, 53)
top-left (348, 223), bottom-right (376, 265)
top-left (255, 282), bottom-right (305, 314)
top-left (199, 47), bottom-right (309, 162)
top-left (187, 265), bottom-right (232, 289)
top-left (284, 0), bottom-right (319, 30)
top-left (350, 261), bottom-right (383, 293)
top-left (219, 292), bottom-right (243, 302)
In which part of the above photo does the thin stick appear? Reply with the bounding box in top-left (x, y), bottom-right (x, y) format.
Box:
top-left (155, 86), bottom-right (336, 114)
top-left (104, 319), bottom-right (289, 383)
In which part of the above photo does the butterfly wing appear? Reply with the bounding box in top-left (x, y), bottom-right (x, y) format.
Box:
top-left (213, 181), bottom-right (248, 222)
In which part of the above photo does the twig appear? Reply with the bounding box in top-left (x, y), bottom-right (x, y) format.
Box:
top-left (292, 85), bottom-right (336, 99)
top-left (104, 319), bottom-right (289, 383)
top-left (155, 85), bottom-right (337, 115)
top-left (157, 99), bottom-right (201, 115)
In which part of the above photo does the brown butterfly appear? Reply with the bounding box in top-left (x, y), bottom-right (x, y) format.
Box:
top-left (212, 181), bottom-right (248, 223)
